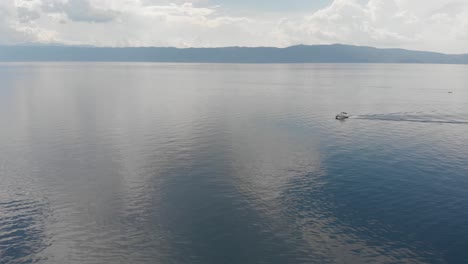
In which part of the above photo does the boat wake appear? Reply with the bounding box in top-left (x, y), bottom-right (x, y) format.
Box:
top-left (349, 112), bottom-right (468, 125)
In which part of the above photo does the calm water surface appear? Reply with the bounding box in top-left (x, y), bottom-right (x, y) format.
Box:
top-left (1, 63), bottom-right (468, 264)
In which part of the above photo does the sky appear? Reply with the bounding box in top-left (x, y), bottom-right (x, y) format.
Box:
top-left (1, 0), bottom-right (468, 53)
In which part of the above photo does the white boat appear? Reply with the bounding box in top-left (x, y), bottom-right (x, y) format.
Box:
top-left (336, 112), bottom-right (349, 120)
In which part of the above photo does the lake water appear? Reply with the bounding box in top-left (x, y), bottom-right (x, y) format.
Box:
top-left (1, 63), bottom-right (468, 264)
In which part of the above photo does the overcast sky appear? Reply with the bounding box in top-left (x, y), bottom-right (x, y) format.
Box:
top-left (1, 0), bottom-right (467, 53)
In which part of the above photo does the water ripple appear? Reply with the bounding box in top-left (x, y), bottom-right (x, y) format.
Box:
top-left (1, 63), bottom-right (468, 264)
top-left (351, 112), bottom-right (468, 124)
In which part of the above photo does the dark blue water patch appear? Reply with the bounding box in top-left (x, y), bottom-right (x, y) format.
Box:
top-left (0, 198), bottom-right (49, 264)
top-left (272, 113), bottom-right (468, 263)
top-left (314, 138), bottom-right (468, 263)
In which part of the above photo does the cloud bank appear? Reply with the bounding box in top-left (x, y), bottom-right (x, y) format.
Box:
top-left (1, 0), bottom-right (467, 53)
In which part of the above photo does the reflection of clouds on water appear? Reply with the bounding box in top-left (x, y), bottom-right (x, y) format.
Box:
top-left (227, 117), bottom-right (442, 263)
top-left (229, 120), bottom-right (325, 207)
top-left (0, 64), bottom-right (172, 263)
top-left (1, 63), bottom-right (467, 263)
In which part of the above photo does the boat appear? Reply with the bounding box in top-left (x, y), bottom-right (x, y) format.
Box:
top-left (336, 112), bottom-right (349, 120)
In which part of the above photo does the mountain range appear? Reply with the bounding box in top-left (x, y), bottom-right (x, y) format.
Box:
top-left (1, 44), bottom-right (468, 64)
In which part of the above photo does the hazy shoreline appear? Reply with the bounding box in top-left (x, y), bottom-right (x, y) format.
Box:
top-left (2, 44), bottom-right (468, 64)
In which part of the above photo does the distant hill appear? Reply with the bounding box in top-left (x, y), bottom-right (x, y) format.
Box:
top-left (1, 44), bottom-right (468, 64)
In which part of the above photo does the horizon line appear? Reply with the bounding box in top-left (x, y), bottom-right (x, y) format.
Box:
top-left (3, 43), bottom-right (468, 56)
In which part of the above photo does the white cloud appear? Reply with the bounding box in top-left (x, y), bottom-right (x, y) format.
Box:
top-left (0, 0), bottom-right (467, 53)
top-left (43, 0), bottom-right (119, 23)
top-left (0, 1), bottom-right (57, 44)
